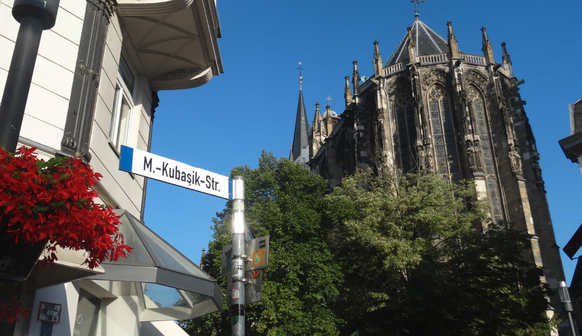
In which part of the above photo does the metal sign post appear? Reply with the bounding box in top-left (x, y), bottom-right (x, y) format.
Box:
top-left (231, 176), bottom-right (246, 335)
top-left (119, 149), bottom-right (263, 334)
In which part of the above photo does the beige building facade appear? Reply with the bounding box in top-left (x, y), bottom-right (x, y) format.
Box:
top-left (0, 0), bottom-right (223, 335)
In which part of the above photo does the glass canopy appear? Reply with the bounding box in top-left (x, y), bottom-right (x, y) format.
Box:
top-left (88, 210), bottom-right (223, 321)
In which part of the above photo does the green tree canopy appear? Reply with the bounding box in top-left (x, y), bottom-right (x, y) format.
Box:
top-left (182, 152), bottom-right (342, 336)
top-left (325, 170), bottom-right (553, 336)
top-left (182, 156), bottom-right (553, 336)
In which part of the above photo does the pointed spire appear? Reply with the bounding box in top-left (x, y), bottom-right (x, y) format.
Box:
top-left (407, 26), bottom-right (416, 63)
top-left (501, 41), bottom-right (513, 76)
top-left (310, 102), bottom-right (324, 157)
top-left (290, 68), bottom-right (310, 169)
top-left (481, 27), bottom-right (494, 65)
top-left (344, 75), bottom-right (353, 108)
top-left (447, 21), bottom-right (459, 58)
top-left (312, 102), bottom-right (322, 134)
top-left (324, 102), bottom-right (334, 137)
top-left (352, 60), bottom-right (360, 95)
top-left (373, 41), bottom-right (383, 77)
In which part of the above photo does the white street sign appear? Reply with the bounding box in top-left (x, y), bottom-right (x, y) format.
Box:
top-left (119, 146), bottom-right (231, 200)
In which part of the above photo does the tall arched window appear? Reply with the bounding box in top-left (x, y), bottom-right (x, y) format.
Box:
top-left (467, 86), bottom-right (503, 222)
top-left (395, 93), bottom-right (417, 173)
top-left (427, 85), bottom-right (459, 176)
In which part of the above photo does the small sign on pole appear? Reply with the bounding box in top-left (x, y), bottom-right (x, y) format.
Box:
top-left (247, 237), bottom-right (269, 270)
top-left (223, 235), bottom-right (269, 307)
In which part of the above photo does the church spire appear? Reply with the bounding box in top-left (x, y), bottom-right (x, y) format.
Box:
top-left (344, 75), bottom-right (353, 108)
top-left (481, 27), bottom-right (494, 65)
top-left (312, 102), bottom-right (322, 134)
top-left (352, 60), bottom-right (360, 95)
top-left (373, 41), bottom-right (383, 77)
top-left (290, 63), bottom-right (310, 169)
top-left (501, 41), bottom-right (513, 76)
top-left (310, 102), bottom-right (323, 157)
top-left (447, 21), bottom-right (459, 58)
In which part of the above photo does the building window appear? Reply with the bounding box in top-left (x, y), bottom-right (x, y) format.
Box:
top-left (73, 289), bottom-right (101, 336)
top-left (109, 54), bottom-right (135, 153)
top-left (468, 86), bottom-right (503, 223)
top-left (427, 85), bottom-right (459, 176)
top-left (109, 85), bottom-right (132, 152)
top-left (118, 54), bottom-right (135, 97)
top-left (395, 93), bottom-right (417, 173)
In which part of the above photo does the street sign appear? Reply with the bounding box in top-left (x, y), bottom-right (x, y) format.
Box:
top-left (246, 269), bottom-right (262, 304)
top-left (227, 269), bottom-right (262, 306)
top-left (247, 236), bottom-right (269, 270)
top-left (119, 146), bottom-right (231, 200)
top-left (223, 236), bottom-right (269, 305)
top-left (222, 236), bottom-right (269, 275)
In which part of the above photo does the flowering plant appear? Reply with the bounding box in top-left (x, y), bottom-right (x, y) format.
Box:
top-left (0, 147), bottom-right (132, 322)
top-left (0, 146), bottom-right (131, 269)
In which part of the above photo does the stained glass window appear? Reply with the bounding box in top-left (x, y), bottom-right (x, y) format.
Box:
top-left (395, 93), bottom-right (417, 173)
top-left (468, 86), bottom-right (503, 223)
top-left (427, 85), bottom-right (460, 176)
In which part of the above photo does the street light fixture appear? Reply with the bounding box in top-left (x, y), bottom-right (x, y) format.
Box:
top-left (559, 281), bottom-right (578, 336)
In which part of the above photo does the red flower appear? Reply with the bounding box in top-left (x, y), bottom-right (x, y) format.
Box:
top-left (0, 147), bottom-right (132, 269)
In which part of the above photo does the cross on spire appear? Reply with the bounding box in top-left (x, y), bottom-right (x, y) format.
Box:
top-left (326, 95), bottom-right (333, 106)
top-left (297, 62), bottom-right (305, 88)
top-left (297, 62), bottom-right (305, 76)
top-left (411, 0), bottom-right (425, 18)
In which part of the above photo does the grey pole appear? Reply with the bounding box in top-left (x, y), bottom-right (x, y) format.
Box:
top-left (231, 176), bottom-right (246, 336)
top-left (559, 281), bottom-right (578, 336)
top-left (0, 0), bottom-right (60, 152)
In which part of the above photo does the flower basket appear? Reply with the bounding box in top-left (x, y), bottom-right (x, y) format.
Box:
top-left (0, 147), bottom-right (131, 280)
top-left (0, 219), bottom-right (46, 281)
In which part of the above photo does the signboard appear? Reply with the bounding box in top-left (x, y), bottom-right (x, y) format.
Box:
top-left (246, 269), bottom-right (262, 304)
top-left (38, 302), bottom-right (61, 323)
top-left (226, 269), bottom-right (262, 306)
top-left (119, 146), bottom-right (231, 200)
top-left (223, 236), bottom-right (268, 305)
top-left (247, 236), bottom-right (269, 271)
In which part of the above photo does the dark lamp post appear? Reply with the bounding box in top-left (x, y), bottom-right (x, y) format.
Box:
top-left (559, 281), bottom-right (578, 336)
top-left (0, 0), bottom-right (60, 152)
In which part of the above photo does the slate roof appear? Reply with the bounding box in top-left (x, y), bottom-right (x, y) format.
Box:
top-left (386, 18), bottom-right (449, 66)
top-left (290, 88), bottom-right (310, 167)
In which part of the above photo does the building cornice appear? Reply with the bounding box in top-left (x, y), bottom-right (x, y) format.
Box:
top-left (116, 0), bottom-right (222, 91)
top-left (116, 0), bottom-right (194, 16)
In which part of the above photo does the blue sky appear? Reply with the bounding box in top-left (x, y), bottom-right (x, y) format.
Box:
top-left (143, 0), bottom-right (582, 283)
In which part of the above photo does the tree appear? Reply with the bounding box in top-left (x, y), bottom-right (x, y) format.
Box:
top-left (182, 152), bottom-right (342, 336)
top-left (324, 170), bottom-right (553, 336)
top-left (182, 158), bottom-right (553, 336)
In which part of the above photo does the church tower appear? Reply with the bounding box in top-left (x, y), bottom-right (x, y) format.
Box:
top-left (290, 65), bottom-right (310, 169)
top-left (306, 13), bottom-right (567, 327)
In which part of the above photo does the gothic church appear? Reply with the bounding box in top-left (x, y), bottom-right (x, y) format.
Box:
top-left (290, 15), bottom-right (567, 327)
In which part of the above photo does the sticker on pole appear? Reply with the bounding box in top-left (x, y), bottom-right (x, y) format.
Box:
top-left (119, 146), bottom-right (231, 199)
